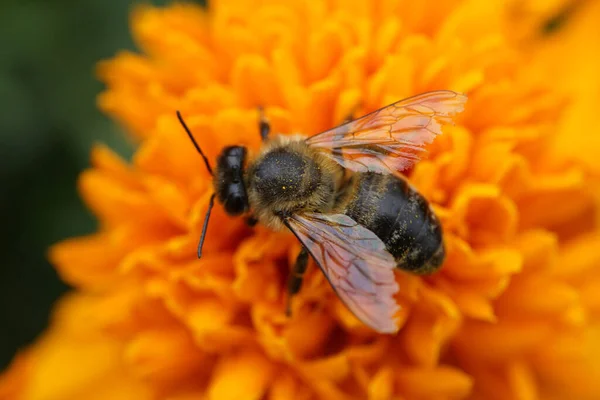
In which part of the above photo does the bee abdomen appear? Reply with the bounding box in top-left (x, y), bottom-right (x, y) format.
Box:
top-left (342, 173), bottom-right (444, 274)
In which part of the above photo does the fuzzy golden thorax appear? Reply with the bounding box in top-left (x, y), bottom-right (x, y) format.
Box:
top-left (245, 135), bottom-right (344, 230)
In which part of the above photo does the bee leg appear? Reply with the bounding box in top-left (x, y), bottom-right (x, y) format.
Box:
top-left (286, 246), bottom-right (309, 316)
top-left (245, 215), bottom-right (258, 227)
top-left (258, 106), bottom-right (270, 141)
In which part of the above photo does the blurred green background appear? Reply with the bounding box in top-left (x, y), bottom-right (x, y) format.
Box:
top-left (0, 0), bottom-right (176, 370)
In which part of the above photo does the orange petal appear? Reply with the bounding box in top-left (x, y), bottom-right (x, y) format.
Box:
top-left (133, 114), bottom-right (215, 185)
top-left (233, 231), bottom-right (292, 304)
top-left (49, 233), bottom-right (122, 288)
top-left (268, 371), bottom-right (313, 400)
top-left (16, 295), bottom-right (154, 400)
top-left (437, 126), bottom-right (473, 190)
top-left (272, 47), bottom-right (307, 116)
top-left (449, 184), bottom-right (518, 245)
top-left (185, 299), bottom-right (252, 353)
top-left (556, 232), bottom-right (600, 279)
top-left (442, 235), bottom-right (522, 280)
top-left (533, 327), bottom-right (600, 400)
top-left (305, 77), bottom-right (342, 135)
top-left (124, 328), bottom-right (206, 387)
top-left (450, 289), bottom-right (497, 322)
top-left (496, 276), bottom-right (579, 318)
top-left (507, 361), bottom-right (539, 400)
top-left (141, 176), bottom-right (191, 229)
top-left (518, 168), bottom-right (591, 231)
top-left (367, 366), bottom-right (394, 400)
top-left (401, 290), bottom-right (460, 366)
top-left (513, 230), bottom-right (558, 274)
top-left (283, 306), bottom-right (336, 359)
top-left (231, 54), bottom-right (282, 107)
top-left (454, 319), bottom-right (552, 362)
top-left (298, 354), bottom-right (350, 383)
top-left (0, 351), bottom-right (30, 400)
top-left (79, 169), bottom-right (158, 227)
top-left (396, 365), bottom-right (473, 400)
top-left (90, 145), bottom-right (140, 188)
top-left (207, 350), bottom-right (274, 400)
top-left (306, 24), bottom-right (347, 82)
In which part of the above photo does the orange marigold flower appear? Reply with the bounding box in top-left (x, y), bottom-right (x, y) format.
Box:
top-left (3, 1), bottom-right (600, 399)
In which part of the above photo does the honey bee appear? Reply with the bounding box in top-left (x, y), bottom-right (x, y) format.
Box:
top-left (177, 90), bottom-right (467, 333)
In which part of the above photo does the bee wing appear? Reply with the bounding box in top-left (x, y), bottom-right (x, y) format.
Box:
top-left (283, 212), bottom-right (400, 333)
top-left (306, 90), bottom-right (467, 174)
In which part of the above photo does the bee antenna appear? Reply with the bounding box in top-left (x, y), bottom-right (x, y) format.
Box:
top-left (197, 193), bottom-right (216, 258)
top-left (176, 111), bottom-right (213, 175)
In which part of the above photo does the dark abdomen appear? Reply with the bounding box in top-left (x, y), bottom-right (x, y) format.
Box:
top-left (341, 173), bottom-right (445, 274)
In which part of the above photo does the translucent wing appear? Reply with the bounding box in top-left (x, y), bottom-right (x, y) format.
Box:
top-left (283, 213), bottom-right (400, 333)
top-left (306, 90), bottom-right (467, 174)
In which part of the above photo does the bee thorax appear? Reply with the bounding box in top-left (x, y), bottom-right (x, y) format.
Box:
top-left (246, 138), bottom-right (342, 230)
top-left (252, 148), bottom-right (316, 203)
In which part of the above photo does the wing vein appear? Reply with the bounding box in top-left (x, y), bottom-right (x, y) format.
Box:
top-left (306, 90), bottom-right (467, 174)
top-left (283, 213), bottom-right (400, 333)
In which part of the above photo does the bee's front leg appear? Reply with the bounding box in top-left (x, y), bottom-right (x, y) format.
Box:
top-left (245, 215), bottom-right (258, 227)
top-left (257, 106), bottom-right (270, 142)
top-left (286, 246), bottom-right (309, 316)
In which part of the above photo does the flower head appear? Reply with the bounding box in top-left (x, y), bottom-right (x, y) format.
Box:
top-left (3, 1), bottom-right (600, 399)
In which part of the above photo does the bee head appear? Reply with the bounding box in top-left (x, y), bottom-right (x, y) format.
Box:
top-left (214, 145), bottom-right (249, 216)
top-left (177, 111), bottom-right (251, 257)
